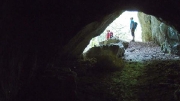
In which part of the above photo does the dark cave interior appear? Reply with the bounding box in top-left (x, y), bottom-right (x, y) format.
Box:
top-left (0, 0), bottom-right (180, 101)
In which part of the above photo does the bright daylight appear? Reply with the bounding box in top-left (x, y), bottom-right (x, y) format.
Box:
top-left (83, 11), bottom-right (142, 53)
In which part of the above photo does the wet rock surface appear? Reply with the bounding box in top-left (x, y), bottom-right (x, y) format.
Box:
top-left (123, 41), bottom-right (180, 62)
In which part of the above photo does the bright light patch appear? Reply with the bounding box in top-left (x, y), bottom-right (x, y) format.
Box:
top-left (105, 11), bottom-right (142, 42)
top-left (83, 11), bottom-right (142, 53)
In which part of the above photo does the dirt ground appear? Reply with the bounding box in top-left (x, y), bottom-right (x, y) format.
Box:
top-left (76, 41), bottom-right (180, 101)
top-left (123, 41), bottom-right (180, 62)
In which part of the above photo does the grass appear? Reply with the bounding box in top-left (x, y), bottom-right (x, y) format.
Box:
top-left (74, 59), bottom-right (180, 101)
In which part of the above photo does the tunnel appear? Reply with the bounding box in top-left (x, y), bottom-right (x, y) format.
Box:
top-left (0, 0), bottom-right (180, 101)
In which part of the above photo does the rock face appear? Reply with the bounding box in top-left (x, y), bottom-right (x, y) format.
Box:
top-left (85, 39), bottom-right (127, 58)
top-left (138, 12), bottom-right (180, 54)
top-left (0, 0), bottom-right (180, 101)
top-left (138, 12), bottom-right (152, 42)
top-left (62, 11), bottom-right (122, 58)
top-left (99, 39), bottom-right (129, 49)
top-left (84, 45), bottom-right (122, 58)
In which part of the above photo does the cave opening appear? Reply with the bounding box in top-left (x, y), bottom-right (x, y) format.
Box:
top-left (83, 11), bottom-right (142, 53)
top-left (76, 9), bottom-right (180, 100)
top-left (76, 8), bottom-right (180, 99)
top-left (82, 10), bottom-right (180, 62)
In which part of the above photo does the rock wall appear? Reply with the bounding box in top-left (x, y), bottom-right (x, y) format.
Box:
top-left (138, 12), bottom-right (152, 42)
top-left (62, 11), bottom-right (123, 58)
top-left (138, 12), bottom-right (180, 54)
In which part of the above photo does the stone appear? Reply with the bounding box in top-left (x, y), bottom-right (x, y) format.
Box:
top-left (129, 49), bottom-right (135, 52)
top-left (84, 43), bottom-right (125, 59)
top-left (139, 12), bottom-right (180, 55)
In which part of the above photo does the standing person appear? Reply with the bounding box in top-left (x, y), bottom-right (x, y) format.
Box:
top-left (130, 17), bottom-right (135, 41)
top-left (110, 30), bottom-right (113, 38)
top-left (106, 30), bottom-right (110, 40)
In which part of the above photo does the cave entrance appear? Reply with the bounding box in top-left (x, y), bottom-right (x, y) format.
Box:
top-left (83, 11), bottom-right (142, 53)
top-left (82, 11), bottom-right (180, 61)
top-left (99, 11), bottom-right (142, 42)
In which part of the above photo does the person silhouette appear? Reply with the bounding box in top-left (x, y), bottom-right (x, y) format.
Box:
top-left (130, 17), bottom-right (135, 41)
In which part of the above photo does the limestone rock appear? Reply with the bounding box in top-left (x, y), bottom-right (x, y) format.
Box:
top-left (84, 41), bottom-right (126, 59)
top-left (99, 39), bottom-right (116, 46)
top-left (99, 39), bottom-right (129, 49)
top-left (139, 12), bottom-right (180, 55)
top-left (138, 12), bottom-right (152, 42)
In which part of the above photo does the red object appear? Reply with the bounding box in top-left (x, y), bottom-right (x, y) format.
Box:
top-left (107, 32), bottom-right (110, 40)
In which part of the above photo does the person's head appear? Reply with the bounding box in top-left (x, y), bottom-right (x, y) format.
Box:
top-left (130, 17), bottom-right (133, 20)
top-left (107, 30), bottom-right (110, 32)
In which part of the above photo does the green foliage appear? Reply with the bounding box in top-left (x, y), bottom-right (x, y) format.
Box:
top-left (118, 62), bottom-right (144, 101)
top-left (75, 57), bottom-right (180, 101)
top-left (71, 58), bottom-right (97, 76)
top-left (137, 60), bottom-right (180, 101)
top-left (90, 54), bottom-right (124, 73)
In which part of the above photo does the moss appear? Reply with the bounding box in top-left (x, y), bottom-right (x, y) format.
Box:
top-left (74, 58), bottom-right (180, 101)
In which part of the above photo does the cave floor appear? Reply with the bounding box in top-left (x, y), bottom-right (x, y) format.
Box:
top-left (76, 42), bottom-right (180, 101)
top-left (77, 60), bottom-right (180, 101)
top-left (123, 41), bottom-right (180, 62)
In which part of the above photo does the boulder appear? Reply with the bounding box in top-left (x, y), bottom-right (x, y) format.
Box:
top-left (161, 39), bottom-right (171, 54)
top-left (84, 41), bottom-right (125, 58)
top-left (98, 39), bottom-right (120, 47)
top-left (99, 39), bottom-right (129, 49)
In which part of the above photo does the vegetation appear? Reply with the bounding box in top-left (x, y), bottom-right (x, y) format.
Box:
top-left (74, 59), bottom-right (180, 101)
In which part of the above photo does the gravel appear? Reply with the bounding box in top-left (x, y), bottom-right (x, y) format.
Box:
top-left (123, 41), bottom-right (180, 62)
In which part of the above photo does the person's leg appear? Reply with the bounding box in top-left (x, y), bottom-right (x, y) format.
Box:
top-left (131, 29), bottom-right (135, 41)
top-left (132, 33), bottom-right (135, 41)
top-left (133, 32), bottom-right (135, 41)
